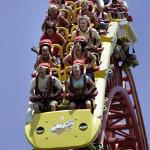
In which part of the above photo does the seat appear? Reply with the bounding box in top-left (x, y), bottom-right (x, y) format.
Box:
top-left (73, 7), bottom-right (81, 23)
top-left (74, 1), bottom-right (80, 10)
top-left (51, 44), bottom-right (64, 70)
top-left (66, 1), bottom-right (74, 9)
top-left (107, 13), bottom-right (114, 21)
top-left (58, 27), bottom-right (69, 41)
top-left (50, 67), bottom-right (61, 80)
top-left (64, 66), bottom-right (72, 81)
top-left (71, 25), bottom-right (78, 33)
top-left (51, 44), bottom-right (63, 58)
top-left (65, 42), bottom-right (73, 54)
top-left (60, 8), bottom-right (71, 23)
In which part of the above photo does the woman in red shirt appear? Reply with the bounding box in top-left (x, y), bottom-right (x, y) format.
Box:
top-left (40, 21), bottom-right (66, 57)
top-left (63, 36), bottom-right (96, 67)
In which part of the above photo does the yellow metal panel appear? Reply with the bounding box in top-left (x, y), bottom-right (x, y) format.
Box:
top-left (106, 22), bottom-right (119, 39)
top-left (25, 110), bottom-right (100, 149)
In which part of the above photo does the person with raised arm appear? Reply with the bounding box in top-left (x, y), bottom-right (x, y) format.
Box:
top-left (71, 15), bottom-right (101, 52)
top-left (40, 21), bottom-right (66, 57)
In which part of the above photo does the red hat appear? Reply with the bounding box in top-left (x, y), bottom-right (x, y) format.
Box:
top-left (39, 39), bottom-right (51, 48)
top-left (39, 39), bottom-right (52, 55)
top-left (74, 36), bottom-right (87, 43)
top-left (73, 59), bottom-right (84, 65)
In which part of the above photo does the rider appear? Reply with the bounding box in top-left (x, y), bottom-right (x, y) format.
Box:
top-left (66, 63), bottom-right (97, 110)
top-left (113, 40), bottom-right (139, 70)
top-left (79, 0), bottom-right (95, 23)
top-left (63, 36), bottom-right (96, 68)
top-left (71, 15), bottom-right (101, 52)
top-left (41, 5), bottom-right (70, 32)
top-left (79, 0), bottom-right (109, 32)
top-left (29, 66), bottom-right (63, 112)
top-left (34, 39), bottom-right (57, 70)
top-left (105, 0), bottom-right (128, 19)
top-left (63, 36), bottom-right (96, 80)
top-left (50, 0), bottom-right (74, 23)
top-left (40, 21), bottom-right (66, 57)
top-left (93, 2), bottom-right (110, 32)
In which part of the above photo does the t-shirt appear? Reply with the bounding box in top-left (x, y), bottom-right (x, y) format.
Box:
top-left (74, 75), bottom-right (91, 89)
top-left (29, 75), bottom-right (62, 95)
top-left (71, 27), bottom-right (100, 45)
top-left (30, 75), bottom-right (49, 94)
top-left (51, 76), bottom-right (63, 90)
top-left (40, 32), bottom-right (65, 46)
top-left (68, 75), bottom-right (90, 89)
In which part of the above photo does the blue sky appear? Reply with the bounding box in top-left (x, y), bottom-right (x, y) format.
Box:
top-left (0, 0), bottom-right (149, 149)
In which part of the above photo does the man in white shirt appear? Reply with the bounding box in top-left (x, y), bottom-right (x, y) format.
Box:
top-left (29, 66), bottom-right (63, 112)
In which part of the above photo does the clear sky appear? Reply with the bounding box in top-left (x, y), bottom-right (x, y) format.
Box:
top-left (0, 0), bottom-right (149, 149)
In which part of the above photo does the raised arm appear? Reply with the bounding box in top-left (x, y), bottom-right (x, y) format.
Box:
top-left (88, 52), bottom-right (96, 67)
top-left (63, 54), bottom-right (72, 66)
top-left (86, 77), bottom-right (96, 94)
top-left (34, 56), bottom-right (41, 70)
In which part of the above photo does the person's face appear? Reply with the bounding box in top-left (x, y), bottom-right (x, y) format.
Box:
top-left (121, 42), bottom-right (128, 49)
top-left (117, 0), bottom-right (122, 3)
top-left (41, 46), bottom-right (49, 56)
top-left (47, 28), bottom-right (54, 37)
top-left (74, 41), bottom-right (82, 53)
top-left (49, 8), bottom-right (57, 17)
top-left (79, 19), bottom-right (88, 32)
top-left (55, 0), bottom-right (61, 4)
top-left (72, 67), bottom-right (81, 79)
top-left (39, 68), bottom-right (46, 78)
top-left (81, 3), bottom-right (89, 11)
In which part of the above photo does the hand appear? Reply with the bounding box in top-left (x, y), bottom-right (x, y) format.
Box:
top-left (84, 89), bottom-right (89, 96)
top-left (69, 92), bottom-right (74, 97)
top-left (50, 93), bottom-right (55, 97)
top-left (105, 5), bottom-right (108, 9)
top-left (34, 95), bottom-right (42, 99)
top-left (88, 44), bottom-right (94, 49)
top-left (88, 64), bottom-right (93, 68)
top-left (30, 95), bottom-right (42, 102)
top-left (84, 64), bottom-right (89, 68)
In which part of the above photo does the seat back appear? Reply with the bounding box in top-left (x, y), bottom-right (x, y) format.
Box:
top-left (50, 67), bottom-right (61, 80)
top-left (66, 42), bottom-right (73, 54)
top-left (58, 27), bottom-right (69, 41)
top-left (73, 7), bottom-right (81, 23)
top-left (60, 8), bottom-right (71, 23)
top-left (51, 44), bottom-right (63, 58)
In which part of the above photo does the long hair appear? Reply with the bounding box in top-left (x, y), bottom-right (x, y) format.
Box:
top-left (44, 21), bottom-right (57, 35)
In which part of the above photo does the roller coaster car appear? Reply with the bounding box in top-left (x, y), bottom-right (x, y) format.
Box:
top-left (25, 108), bottom-right (100, 150)
top-left (26, 63), bottom-right (100, 149)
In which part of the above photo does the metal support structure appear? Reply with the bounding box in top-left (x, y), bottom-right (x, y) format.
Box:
top-left (97, 64), bottom-right (149, 150)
